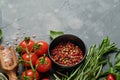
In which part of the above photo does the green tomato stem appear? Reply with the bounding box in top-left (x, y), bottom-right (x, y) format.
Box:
top-left (25, 48), bottom-right (37, 80)
top-left (24, 37), bottom-right (30, 43)
top-left (40, 54), bottom-right (46, 64)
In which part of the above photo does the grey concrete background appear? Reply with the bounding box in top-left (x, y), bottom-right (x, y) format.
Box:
top-left (0, 0), bottom-right (120, 47)
top-left (0, 0), bottom-right (120, 79)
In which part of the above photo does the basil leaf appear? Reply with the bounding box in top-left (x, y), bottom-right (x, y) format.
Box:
top-left (50, 30), bottom-right (64, 39)
top-left (0, 29), bottom-right (2, 39)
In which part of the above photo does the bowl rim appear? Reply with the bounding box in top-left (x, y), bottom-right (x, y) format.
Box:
top-left (48, 34), bottom-right (87, 68)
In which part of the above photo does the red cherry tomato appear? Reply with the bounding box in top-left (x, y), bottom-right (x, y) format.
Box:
top-left (41, 78), bottom-right (50, 80)
top-left (35, 41), bottom-right (48, 56)
top-left (35, 56), bottom-right (52, 73)
top-left (107, 74), bottom-right (116, 80)
top-left (22, 69), bottom-right (40, 80)
top-left (19, 37), bottom-right (35, 53)
top-left (22, 53), bottom-right (38, 67)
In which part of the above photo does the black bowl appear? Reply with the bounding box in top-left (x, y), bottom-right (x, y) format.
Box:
top-left (48, 34), bottom-right (86, 71)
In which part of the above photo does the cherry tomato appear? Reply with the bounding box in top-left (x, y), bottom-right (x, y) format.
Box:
top-left (35, 41), bottom-right (48, 56)
top-left (22, 53), bottom-right (38, 67)
top-left (22, 69), bottom-right (40, 80)
top-left (107, 74), bottom-right (116, 80)
top-left (19, 37), bottom-right (35, 53)
top-left (41, 78), bottom-right (50, 80)
top-left (35, 56), bottom-right (52, 73)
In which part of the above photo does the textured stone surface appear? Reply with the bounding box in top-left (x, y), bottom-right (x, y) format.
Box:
top-left (0, 0), bottom-right (120, 46)
top-left (0, 0), bottom-right (120, 78)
